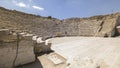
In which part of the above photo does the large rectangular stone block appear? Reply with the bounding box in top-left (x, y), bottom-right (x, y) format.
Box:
top-left (0, 32), bottom-right (35, 68)
top-left (38, 52), bottom-right (66, 68)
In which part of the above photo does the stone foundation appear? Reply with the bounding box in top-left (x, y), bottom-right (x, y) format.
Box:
top-left (0, 29), bottom-right (35, 68)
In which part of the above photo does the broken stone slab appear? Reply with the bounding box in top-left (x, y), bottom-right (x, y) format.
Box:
top-left (38, 52), bottom-right (67, 68)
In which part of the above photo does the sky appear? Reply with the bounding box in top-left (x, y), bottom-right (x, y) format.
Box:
top-left (0, 0), bottom-right (120, 19)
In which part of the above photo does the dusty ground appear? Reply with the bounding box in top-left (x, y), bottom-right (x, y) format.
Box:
top-left (48, 37), bottom-right (120, 68)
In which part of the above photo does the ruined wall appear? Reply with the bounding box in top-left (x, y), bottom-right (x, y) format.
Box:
top-left (0, 29), bottom-right (35, 68)
top-left (55, 14), bottom-right (120, 37)
top-left (33, 36), bottom-right (52, 53)
top-left (57, 19), bottom-right (102, 36)
top-left (0, 7), bottom-right (120, 37)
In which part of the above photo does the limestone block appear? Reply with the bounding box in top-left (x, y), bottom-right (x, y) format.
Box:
top-left (22, 34), bottom-right (33, 40)
top-left (0, 37), bottom-right (35, 68)
top-left (0, 29), bottom-right (10, 36)
top-left (42, 43), bottom-right (51, 52)
top-left (15, 40), bottom-right (35, 66)
top-left (0, 34), bottom-right (17, 42)
top-left (32, 36), bottom-right (38, 41)
top-left (116, 26), bottom-right (120, 34)
top-left (34, 41), bottom-right (51, 53)
top-left (34, 42), bottom-right (45, 53)
top-left (36, 37), bottom-right (44, 43)
top-left (38, 53), bottom-right (66, 68)
top-left (0, 42), bottom-right (16, 68)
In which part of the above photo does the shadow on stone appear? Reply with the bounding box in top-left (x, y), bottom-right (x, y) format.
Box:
top-left (36, 50), bottom-right (55, 57)
top-left (15, 58), bottom-right (43, 68)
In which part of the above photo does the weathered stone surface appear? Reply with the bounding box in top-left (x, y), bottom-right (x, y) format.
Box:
top-left (34, 37), bottom-right (51, 53)
top-left (50, 37), bottom-right (120, 68)
top-left (0, 30), bottom-right (35, 68)
top-left (0, 29), bottom-right (10, 36)
top-left (32, 36), bottom-right (52, 53)
top-left (38, 52), bottom-right (66, 68)
top-left (56, 15), bottom-right (120, 37)
top-left (116, 26), bottom-right (120, 35)
top-left (1, 7), bottom-right (120, 37)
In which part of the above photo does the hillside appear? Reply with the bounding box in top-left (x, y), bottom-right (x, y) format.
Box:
top-left (0, 7), bottom-right (61, 37)
top-left (58, 13), bottom-right (120, 37)
top-left (0, 7), bottom-right (120, 37)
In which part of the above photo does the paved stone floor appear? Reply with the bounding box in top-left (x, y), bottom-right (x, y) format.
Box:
top-left (16, 37), bottom-right (120, 68)
top-left (49, 37), bottom-right (120, 68)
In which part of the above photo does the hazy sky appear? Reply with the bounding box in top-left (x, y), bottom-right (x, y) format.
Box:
top-left (0, 0), bottom-right (120, 19)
